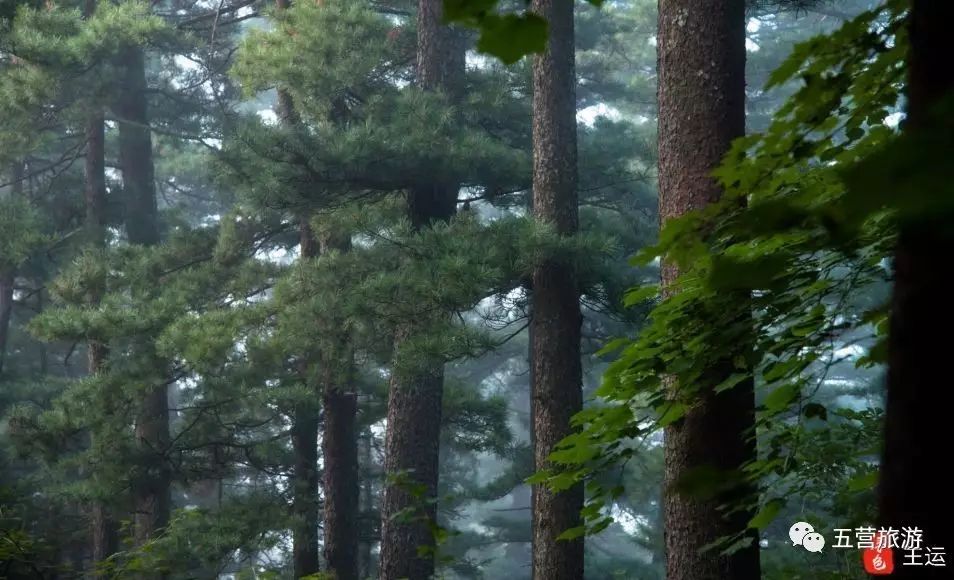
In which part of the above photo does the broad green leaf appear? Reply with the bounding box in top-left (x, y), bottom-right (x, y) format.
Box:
top-left (749, 498), bottom-right (785, 530)
top-left (474, 14), bottom-right (547, 65)
top-left (556, 525), bottom-right (586, 541)
top-left (657, 402), bottom-right (687, 427)
top-left (764, 383), bottom-right (800, 412)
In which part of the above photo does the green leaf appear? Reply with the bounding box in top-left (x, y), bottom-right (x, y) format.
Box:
top-left (748, 498), bottom-right (785, 530)
top-left (709, 253), bottom-right (789, 291)
top-left (475, 14), bottom-right (547, 65)
top-left (764, 383), bottom-right (800, 412)
top-left (714, 373), bottom-right (748, 394)
top-left (623, 284), bottom-right (659, 307)
top-left (525, 470), bottom-right (551, 485)
top-left (657, 402), bottom-right (687, 427)
top-left (556, 525), bottom-right (586, 541)
top-left (847, 471), bottom-right (878, 492)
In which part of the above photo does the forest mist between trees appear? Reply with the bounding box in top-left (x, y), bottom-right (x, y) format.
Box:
top-left (0, 0), bottom-right (951, 579)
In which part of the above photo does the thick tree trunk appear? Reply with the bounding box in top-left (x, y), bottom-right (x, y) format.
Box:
top-left (116, 44), bottom-right (170, 564)
top-left (292, 220), bottom-right (321, 578)
top-left (657, 1), bottom-right (760, 579)
top-left (528, 1), bottom-right (584, 579)
top-left (378, 1), bottom-right (462, 578)
top-left (878, 3), bottom-right (954, 578)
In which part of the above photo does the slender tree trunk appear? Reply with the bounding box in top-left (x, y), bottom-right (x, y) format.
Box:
top-left (116, 43), bottom-right (169, 563)
top-left (37, 284), bottom-right (47, 374)
top-left (118, 48), bottom-right (160, 248)
top-left (84, 4), bottom-right (119, 569)
top-left (290, 401), bottom-right (321, 578)
top-left (657, 1), bottom-right (760, 579)
top-left (269, 2), bottom-right (325, 573)
top-left (878, 3), bottom-right (954, 578)
top-left (292, 219), bottom-right (322, 578)
top-left (0, 161), bottom-right (24, 376)
top-left (320, 230), bottom-right (359, 580)
top-left (528, 1), bottom-right (584, 579)
top-left (0, 269), bottom-right (12, 376)
top-left (273, 2), bottom-right (323, 569)
top-left (359, 430), bottom-right (374, 578)
top-left (87, 96), bottom-right (118, 575)
top-left (378, 2), bottom-right (463, 578)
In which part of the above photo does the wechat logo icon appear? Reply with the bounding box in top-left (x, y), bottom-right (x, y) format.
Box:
top-left (790, 521), bottom-right (826, 553)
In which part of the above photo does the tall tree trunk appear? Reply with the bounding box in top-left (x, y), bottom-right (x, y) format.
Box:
top-left (657, 1), bottom-right (760, 579)
top-left (528, 1), bottom-right (584, 579)
top-left (85, 0), bottom-right (119, 567)
top-left (320, 229), bottom-right (359, 580)
top-left (274, 1), bottom-right (323, 570)
top-left (0, 268), bottom-right (12, 376)
top-left (878, 3), bottom-right (954, 578)
top-left (378, 2), bottom-right (463, 578)
top-left (292, 219), bottom-right (322, 578)
top-left (0, 161), bottom-right (24, 376)
top-left (359, 430), bottom-right (374, 578)
top-left (117, 44), bottom-right (169, 561)
top-left (290, 399), bottom-right (320, 578)
top-left (86, 89), bottom-right (118, 574)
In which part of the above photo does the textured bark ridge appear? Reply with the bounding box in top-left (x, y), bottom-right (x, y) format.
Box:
top-left (529, 1), bottom-right (584, 579)
top-left (657, 1), bottom-right (760, 579)
top-left (878, 2), bottom-right (954, 578)
top-left (117, 44), bottom-right (170, 574)
top-left (378, 1), bottom-right (463, 578)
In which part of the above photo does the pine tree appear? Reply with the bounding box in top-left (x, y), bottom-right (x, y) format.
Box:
top-left (656, 0), bottom-right (760, 578)
top-left (527, 0), bottom-right (585, 579)
top-left (378, 1), bottom-right (465, 577)
top-left (115, 39), bottom-right (173, 569)
top-left (318, 224), bottom-right (360, 580)
top-left (878, 2), bottom-right (954, 577)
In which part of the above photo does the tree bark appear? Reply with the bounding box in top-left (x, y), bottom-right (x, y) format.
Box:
top-left (87, 89), bottom-right (118, 576)
top-left (292, 220), bottom-right (322, 578)
top-left (83, 1), bottom-right (120, 569)
top-left (657, 1), bottom-right (760, 579)
top-left (0, 268), bottom-right (12, 376)
top-left (318, 227), bottom-right (359, 580)
top-left (877, 2), bottom-right (954, 578)
top-left (116, 43), bottom-right (170, 565)
top-left (378, 1), bottom-right (463, 578)
top-left (528, 1), bottom-right (584, 579)
top-left (359, 430), bottom-right (375, 578)
top-left (118, 48), bottom-right (160, 248)
top-left (290, 399), bottom-right (321, 578)
top-left (0, 161), bottom-right (23, 376)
